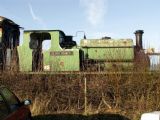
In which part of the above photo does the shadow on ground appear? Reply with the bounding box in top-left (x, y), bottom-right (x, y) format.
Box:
top-left (33, 114), bottom-right (130, 120)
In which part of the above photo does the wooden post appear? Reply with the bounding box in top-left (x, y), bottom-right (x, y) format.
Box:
top-left (84, 77), bottom-right (87, 115)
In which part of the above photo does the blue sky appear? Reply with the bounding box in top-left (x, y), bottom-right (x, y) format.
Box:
top-left (0, 0), bottom-right (160, 49)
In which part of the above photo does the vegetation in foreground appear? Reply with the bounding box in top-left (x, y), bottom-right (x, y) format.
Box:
top-left (0, 71), bottom-right (160, 120)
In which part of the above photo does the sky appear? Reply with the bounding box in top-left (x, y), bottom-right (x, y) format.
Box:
top-left (0, 0), bottom-right (160, 50)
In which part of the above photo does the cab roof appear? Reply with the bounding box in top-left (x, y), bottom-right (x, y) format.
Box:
top-left (24, 30), bottom-right (66, 36)
top-left (0, 16), bottom-right (19, 27)
top-left (24, 30), bottom-right (64, 33)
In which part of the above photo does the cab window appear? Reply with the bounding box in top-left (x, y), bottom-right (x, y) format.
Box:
top-left (0, 94), bottom-right (9, 120)
top-left (42, 40), bottom-right (51, 51)
top-left (59, 32), bottom-right (65, 45)
top-left (1, 88), bottom-right (20, 112)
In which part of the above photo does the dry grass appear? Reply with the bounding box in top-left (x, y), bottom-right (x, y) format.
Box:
top-left (0, 70), bottom-right (160, 120)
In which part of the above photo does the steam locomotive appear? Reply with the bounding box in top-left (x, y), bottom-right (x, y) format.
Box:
top-left (0, 16), bottom-right (149, 72)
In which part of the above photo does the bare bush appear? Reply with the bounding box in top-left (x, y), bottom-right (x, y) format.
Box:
top-left (0, 71), bottom-right (160, 120)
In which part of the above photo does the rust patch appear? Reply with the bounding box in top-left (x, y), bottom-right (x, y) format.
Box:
top-left (60, 61), bottom-right (64, 67)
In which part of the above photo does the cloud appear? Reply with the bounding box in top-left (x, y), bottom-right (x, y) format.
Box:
top-left (28, 3), bottom-right (46, 29)
top-left (80, 0), bottom-right (108, 26)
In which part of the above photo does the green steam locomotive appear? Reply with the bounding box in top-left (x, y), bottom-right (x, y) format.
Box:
top-left (0, 16), bottom-right (149, 72)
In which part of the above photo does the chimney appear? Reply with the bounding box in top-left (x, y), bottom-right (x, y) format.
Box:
top-left (134, 30), bottom-right (144, 49)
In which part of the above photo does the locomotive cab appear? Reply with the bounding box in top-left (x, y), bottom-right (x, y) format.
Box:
top-left (18, 30), bottom-right (81, 72)
top-left (0, 16), bottom-right (20, 71)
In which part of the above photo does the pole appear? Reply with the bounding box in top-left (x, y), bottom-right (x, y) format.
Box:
top-left (84, 77), bottom-right (87, 115)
